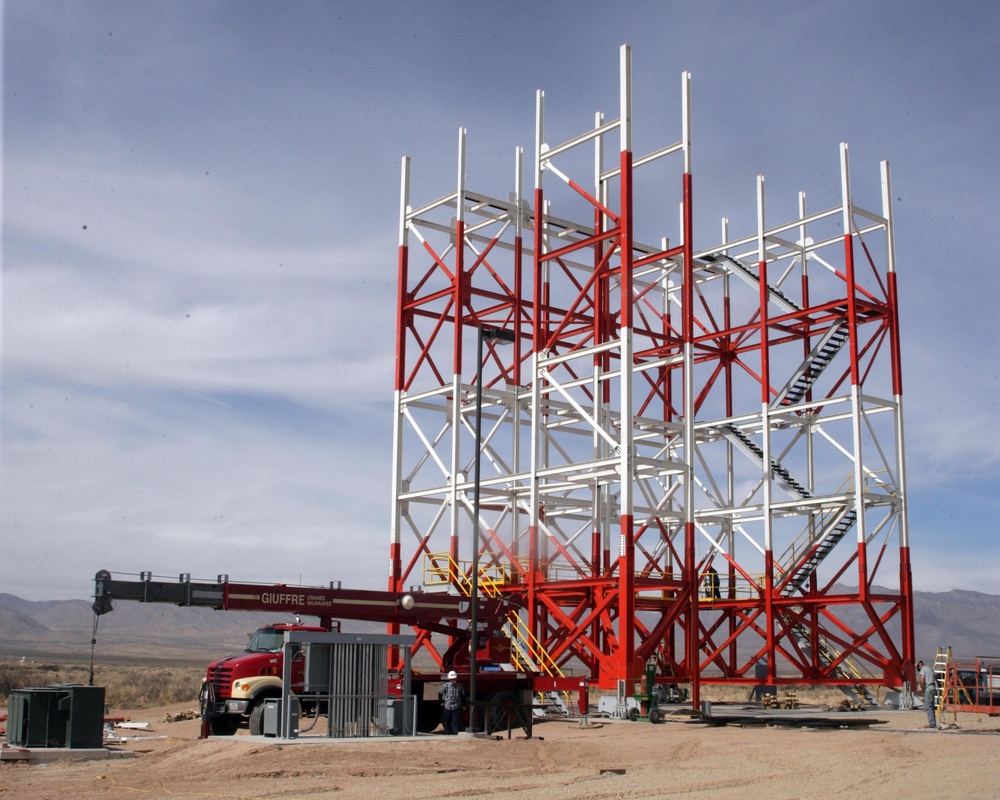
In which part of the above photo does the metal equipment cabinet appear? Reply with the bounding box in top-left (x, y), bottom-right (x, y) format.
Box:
top-left (5, 685), bottom-right (105, 749)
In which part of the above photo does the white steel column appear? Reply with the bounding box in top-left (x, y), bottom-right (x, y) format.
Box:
top-left (841, 143), bottom-right (867, 553)
top-left (616, 43), bottom-right (636, 680)
top-left (529, 89), bottom-right (545, 599)
top-left (390, 155), bottom-right (411, 585)
top-left (881, 159), bottom-right (907, 548)
top-left (757, 175), bottom-right (772, 555)
top-left (450, 129), bottom-right (467, 558)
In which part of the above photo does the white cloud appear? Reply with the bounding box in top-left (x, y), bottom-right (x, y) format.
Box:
top-left (1, 377), bottom-right (392, 599)
top-left (4, 149), bottom-right (398, 408)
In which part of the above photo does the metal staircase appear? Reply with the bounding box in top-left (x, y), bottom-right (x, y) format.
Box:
top-left (781, 509), bottom-right (858, 596)
top-left (716, 272), bottom-right (854, 596)
top-left (774, 322), bottom-right (850, 408)
top-left (721, 424), bottom-right (810, 498)
top-left (701, 253), bottom-right (801, 313)
top-left (703, 252), bottom-right (851, 412)
top-left (717, 422), bottom-right (871, 701)
top-left (722, 422), bottom-right (857, 595)
top-left (469, 563), bottom-right (577, 716)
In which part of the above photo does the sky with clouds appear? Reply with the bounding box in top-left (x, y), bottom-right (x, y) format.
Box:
top-left (3, 1), bottom-right (998, 601)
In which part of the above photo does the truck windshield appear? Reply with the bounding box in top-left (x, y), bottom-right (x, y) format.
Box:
top-left (246, 628), bottom-right (284, 653)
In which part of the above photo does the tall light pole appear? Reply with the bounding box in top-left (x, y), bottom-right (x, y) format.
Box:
top-left (467, 325), bottom-right (516, 735)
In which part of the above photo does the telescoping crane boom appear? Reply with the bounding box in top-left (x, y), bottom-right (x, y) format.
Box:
top-left (92, 568), bottom-right (511, 641)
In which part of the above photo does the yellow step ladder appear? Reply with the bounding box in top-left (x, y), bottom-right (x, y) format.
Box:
top-left (932, 647), bottom-right (950, 724)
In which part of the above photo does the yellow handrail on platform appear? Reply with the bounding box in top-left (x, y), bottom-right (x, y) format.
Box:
top-left (423, 552), bottom-right (573, 711)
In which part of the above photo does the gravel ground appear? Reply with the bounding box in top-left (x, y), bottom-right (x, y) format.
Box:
top-left (2, 701), bottom-right (999, 799)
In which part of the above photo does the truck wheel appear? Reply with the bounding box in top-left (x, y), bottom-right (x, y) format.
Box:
top-left (248, 702), bottom-right (266, 736)
top-left (484, 691), bottom-right (519, 734)
top-left (208, 714), bottom-right (240, 736)
top-left (648, 706), bottom-right (663, 724)
top-left (627, 707), bottom-right (639, 722)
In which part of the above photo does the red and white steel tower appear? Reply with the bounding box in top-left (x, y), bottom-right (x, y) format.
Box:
top-left (388, 45), bottom-right (914, 704)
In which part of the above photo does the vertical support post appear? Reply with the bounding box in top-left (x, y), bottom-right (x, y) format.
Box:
top-left (468, 325), bottom-right (486, 735)
top-left (882, 158), bottom-right (914, 680)
top-left (281, 634), bottom-right (293, 739)
top-left (449, 128), bottom-right (467, 579)
top-left (511, 146), bottom-right (524, 564)
top-left (799, 188), bottom-right (820, 668)
top-left (616, 43), bottom-right (637, 684)
top-left (513, 146), bottom-right (524, 388)
top-left (528, 88), bottom-right (545, 645)
top-left (841, 143), bottom-right (868, 598)
top-left (469, 326), bottom-right (515, 735)
top-left (388, 156), bottom-right (411, 662)
top-left (720, 217), bottom-right (737, 666)
top-left (680, 68), bottom-right (699, 709)
top-left (798, 190), bottom-right (818, 613)
top-left (592, 110), bottom-right (606, 583)
top-left (757, 174), bottom-right (777, 683)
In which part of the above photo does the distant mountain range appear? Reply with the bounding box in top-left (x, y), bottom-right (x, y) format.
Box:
top-left (0, 592), bottom-right (381, 662)
top-left (1, 588), bottom-right (998, 665)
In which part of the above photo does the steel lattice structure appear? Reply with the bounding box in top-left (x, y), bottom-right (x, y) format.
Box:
top-left (388, 46), bottom-right (914, 704)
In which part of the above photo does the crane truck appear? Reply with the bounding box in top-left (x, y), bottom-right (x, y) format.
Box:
top-left (92, 570), bottom-right (587, 736)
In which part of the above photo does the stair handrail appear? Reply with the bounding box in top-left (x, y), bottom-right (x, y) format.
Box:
top-left (427, 552), bottom-right (570, 687)
top-left (771, 319), bottom-right (850, 408)
top-left (701, 253), bottom-right (801, 313)
top-left (776, 475), bottom-right (854, 591)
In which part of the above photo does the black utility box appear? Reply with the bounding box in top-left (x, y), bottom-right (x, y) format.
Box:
top-left (6, 684), bottom-right (106, 749)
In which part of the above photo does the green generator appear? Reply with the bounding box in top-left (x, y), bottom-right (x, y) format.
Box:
top-left (6, 684), bottom-right (106, 749)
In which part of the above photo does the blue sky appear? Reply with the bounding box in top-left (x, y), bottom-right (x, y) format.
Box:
top-left (3, 1), bottom-right (998, 600)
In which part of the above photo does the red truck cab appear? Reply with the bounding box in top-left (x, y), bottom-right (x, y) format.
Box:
top-left (203, 622), bottom-right (327, 735)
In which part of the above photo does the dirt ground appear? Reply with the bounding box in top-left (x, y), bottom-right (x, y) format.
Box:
top-left (3, 700), bottom-right (999, 800)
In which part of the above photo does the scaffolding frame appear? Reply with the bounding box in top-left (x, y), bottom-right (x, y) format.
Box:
top-left (388, 45), bottom-right (914, 703)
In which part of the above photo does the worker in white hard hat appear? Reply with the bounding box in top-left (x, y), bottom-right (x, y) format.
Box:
top-left (438, 670), bottom-right (466, 735)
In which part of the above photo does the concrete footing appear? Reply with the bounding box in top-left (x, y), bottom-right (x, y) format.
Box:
top-left (0, 746), bottom-right (135, 763)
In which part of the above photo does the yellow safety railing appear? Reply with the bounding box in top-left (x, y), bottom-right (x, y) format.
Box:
top-left (423, 552), bottom-right (510, 587)
top-left (691, 571), bottom-right (768, 601)
top-left (423, 552), bottom-right (573, 712)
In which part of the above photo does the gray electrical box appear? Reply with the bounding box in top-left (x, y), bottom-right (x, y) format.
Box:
top-left (385, 697), bottom-right (414, 736)
top-left (262, 698), bottom-right (281, 736)
top-left (262, 697), bottom-right (299, 738)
